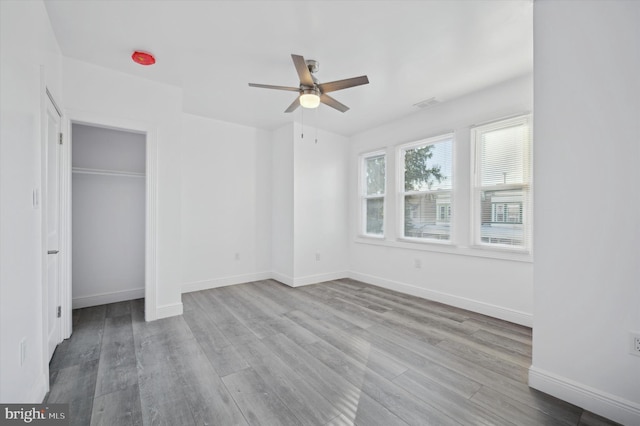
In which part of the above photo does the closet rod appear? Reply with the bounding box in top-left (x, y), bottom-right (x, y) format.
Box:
top-left (72, 167), bottom-right (145, 178)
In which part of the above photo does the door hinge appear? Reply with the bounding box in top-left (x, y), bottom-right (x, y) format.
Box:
top-left (57, 306), bottom-right (61, 318)
top-left (59, 133), bottom-right (63, 145)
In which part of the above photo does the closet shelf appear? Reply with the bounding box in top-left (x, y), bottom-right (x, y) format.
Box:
top-left (72, 167), bottom-right (145, 178)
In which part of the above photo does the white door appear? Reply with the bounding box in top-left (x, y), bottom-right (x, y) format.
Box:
top-left (46, 94), bottom-right (62, 360)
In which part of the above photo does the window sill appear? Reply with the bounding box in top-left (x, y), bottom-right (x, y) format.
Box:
top-left (353, 236), bottom-right (533, 263)
top-left (357, 234), bottom-right (386, 241)
top-left (397, 237), bottom-right (452, 246)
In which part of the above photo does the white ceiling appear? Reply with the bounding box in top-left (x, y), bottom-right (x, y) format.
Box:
top-left (44, 0), bottom-right (533, 136)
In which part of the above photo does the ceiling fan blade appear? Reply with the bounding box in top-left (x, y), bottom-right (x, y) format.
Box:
top-left (291, 54), bottom-right (314, 87)
top-left (248, 83), bottom-right (300, 92)
top-left (318, 75), bottom-right (369, 94)
top-left (284, 97), bottom-right (300, 113)
top-left (320, 94), bottom-right (349, 113)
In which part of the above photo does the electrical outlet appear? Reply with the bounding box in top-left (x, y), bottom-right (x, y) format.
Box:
top-left (631, 332), bottom-right (640, 357)
top-left (315, 252), bottom-right (321, 261)
top-left (414, 258), bottom-right (422, 269)
top-left (234, 252), bottom-right (240, 261)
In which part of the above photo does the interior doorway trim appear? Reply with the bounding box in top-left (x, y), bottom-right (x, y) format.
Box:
top-left (64, 110), bottom-right (158, 323)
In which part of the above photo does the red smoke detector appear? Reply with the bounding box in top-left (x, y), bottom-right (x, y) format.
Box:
top-left (132, 51), bottom-right (155, 66)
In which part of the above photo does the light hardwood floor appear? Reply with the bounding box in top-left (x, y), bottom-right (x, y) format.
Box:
top-left (45, 279), bottom-right (620, 425)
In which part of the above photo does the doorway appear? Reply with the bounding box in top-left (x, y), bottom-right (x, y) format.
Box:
top-left (71, 124), bottom-right (146, 309)
top-left (62, 112), bottom-right (158, 325)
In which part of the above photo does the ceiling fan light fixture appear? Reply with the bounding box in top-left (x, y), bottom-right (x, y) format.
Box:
top-left (299, 89), bottom-right (320, 109)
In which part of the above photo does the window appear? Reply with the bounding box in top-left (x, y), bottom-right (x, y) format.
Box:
top-left (360, 151), bottom-right (386, 236)
top-left (355, 115), bottom-right (531, 261)
top-left (472, 115), bottom-right (531, 249)
top-left (400, 134), bottom-right (453, 241)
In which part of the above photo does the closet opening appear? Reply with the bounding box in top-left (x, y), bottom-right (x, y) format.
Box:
top-left (71, 123), bottom-right (146, 310)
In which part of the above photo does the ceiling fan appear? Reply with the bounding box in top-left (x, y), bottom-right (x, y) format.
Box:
top-left (249, 54), bottom-right (369, 113)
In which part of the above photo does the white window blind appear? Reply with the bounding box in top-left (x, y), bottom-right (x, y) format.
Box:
top-left (473, 115), bottom-right (532, 250)
top-left (361, 152), bottom-right (386, 236)
top-left (400, 134), bottom-right (453, 242)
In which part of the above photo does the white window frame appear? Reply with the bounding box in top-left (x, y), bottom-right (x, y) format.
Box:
top-left (471, 115), bottom-right (532, 252)
top-left (359, 150), bottom-right (386, 238)
top-left (398, 133), bottom-right (454, 244)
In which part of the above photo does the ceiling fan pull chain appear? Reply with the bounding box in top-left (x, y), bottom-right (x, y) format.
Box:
top-left (315, 108), bottom-right (318, 144)
top-left (301, 107), bottom-right (304, 139)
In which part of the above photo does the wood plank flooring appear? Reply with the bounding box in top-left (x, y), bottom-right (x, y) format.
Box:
top-left (45, 279), bottom-right (621, 426)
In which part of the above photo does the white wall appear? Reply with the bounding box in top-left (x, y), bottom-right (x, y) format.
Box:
top-left (0, 0), bottom-right (62, 403)
top-left (71, 124), bottom-right (145, 173)
top-left (530, 1), bottom-right (640, 424)
top-left (293, 123), bottom-right (349, 284)
top-left (72, 124), bottom-right (146, 308)
top-left (63, 57), bottom-right (183, 316)
top-left (271, 124), bottom-right (295, 281)
top-left (348, 74), bottom-right (534, 326)
top-left (180, 113), bottom-right (271, 292)
top-left (271, 122), bottom-right (349, 286)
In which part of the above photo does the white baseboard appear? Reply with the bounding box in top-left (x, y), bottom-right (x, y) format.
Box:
top-left (292, 271), bottom-right (348, 287)
top-left (268, 271), bottom-right (348, 288)
top-left (270, 271), bottom-right (294, 287)
top-left (155, 302), bottom-right (183, 320)
top-left (529, 366), bottom-right (640, 425)
top-left (72, 287), bottom-right (144, 309)
top-left (348, 271), bottom-right (532, 327)
top-left (182, 271), bottom-right (272, 293)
